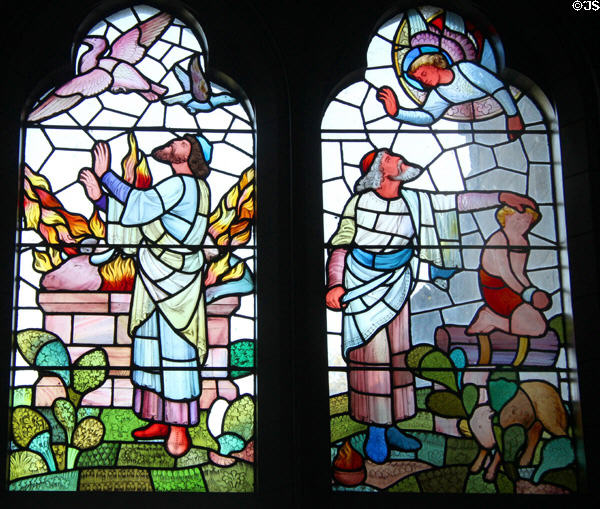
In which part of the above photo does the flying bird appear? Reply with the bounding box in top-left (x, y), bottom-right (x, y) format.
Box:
top-left (163, 54), bottom-right (238, 113)
top-left (28, 12), bottom-right (173, 122)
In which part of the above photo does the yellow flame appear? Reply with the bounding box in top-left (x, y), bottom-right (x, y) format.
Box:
top-left (222, 260), bottom-right (244, 282)
top-left (120, 132), bottom-right (152, 188)
top-left (33, 251), bottom-right (54, 273)
top-left (226, 185), bottom-right (239, 209)
top-left (208, 167), bottom-right (254, 248)
top-left (89, 210), bottom-right (106, 239)
top-left (205, 252), bottom-right (231, 286)
top-left (32, 248), bottom-right (62, 273)
top-left (99, 256), bottom-right (136, 291)
top-left (24, 166), bottom-right (50, 191)
top-left (205, 253), bottom-right (246, 287)
top-left (23, 198), bottom-right (40, 229)
top-left (122, 133), bottom-right (138, 183)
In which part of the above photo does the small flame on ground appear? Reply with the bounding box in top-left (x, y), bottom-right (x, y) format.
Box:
top-left (333, 440), bottom-right (364, 470)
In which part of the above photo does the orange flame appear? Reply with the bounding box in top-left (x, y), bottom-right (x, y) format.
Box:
top-left (204, 251), bottom-right (245, 287)
top-left (121, 133), bottom-right (152, 189)
top-left (333, 441), bottom-right (364, 470)
top-left (89, 210), bottom-right (106, 238)
top-left (208, 167), bottom-right (254, 247)
top-left (23, 164), bottom-right (106, 264)
top-left (99, 256), bottom-right (136, 291)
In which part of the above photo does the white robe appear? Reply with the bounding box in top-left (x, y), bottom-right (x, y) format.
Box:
top-left (106, 174), bottom-right (209, 400)
top-left (331, 189), bottom-right (461, 356)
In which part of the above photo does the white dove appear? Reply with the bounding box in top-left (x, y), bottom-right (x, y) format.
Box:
top-left (163, 54), bottom-right (238, 113)
top-left (28, 12), bottom-right (173, 122)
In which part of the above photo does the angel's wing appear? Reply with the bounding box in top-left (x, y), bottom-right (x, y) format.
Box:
top-left (110, 12), bottom-right (172, 64)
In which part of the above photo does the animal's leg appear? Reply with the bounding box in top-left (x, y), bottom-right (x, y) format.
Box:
top-left (470, 448), bottom-right (489, 473)
top-left (484, 451), bottom-right (502, 482)
top-left (520, 420), bottom-right (542, 466)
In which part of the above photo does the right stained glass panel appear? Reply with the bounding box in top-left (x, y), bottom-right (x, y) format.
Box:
top-left (322, 5), bottom-right (585, 494)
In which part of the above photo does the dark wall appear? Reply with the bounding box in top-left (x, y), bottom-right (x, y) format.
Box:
top-left (1, 1), bottom-right (598, 508)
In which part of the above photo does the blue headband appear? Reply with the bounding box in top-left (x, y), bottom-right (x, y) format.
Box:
top-left (195, 134), bottom-right (213, 163)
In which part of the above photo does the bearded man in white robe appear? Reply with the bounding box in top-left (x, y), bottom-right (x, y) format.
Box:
top-left (80, 135), bottom-right (212, 457)
top-left (325, 148), bottom-right (536, 463)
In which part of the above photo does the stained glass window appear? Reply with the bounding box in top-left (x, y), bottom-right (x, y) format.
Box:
top-left (9, 4), bottom-right (256, 492)
top-left (322, 5), bottom-right (585, 494)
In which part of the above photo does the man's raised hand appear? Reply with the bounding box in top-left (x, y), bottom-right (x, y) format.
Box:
top-left (376, 87), bottom-right (399, 117)
top-left (78, 169), bottom-right (102, 201)
top-left (93, 141), bottom-right (111, 178)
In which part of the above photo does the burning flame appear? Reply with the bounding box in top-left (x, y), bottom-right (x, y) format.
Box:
top-left (333, 440), bottom-right (364, 470)
top-left (89, 210), bottom-right (106, 238)
top-left (99, 256), bottom-right (136, 291)
top-left (23, 165), bottom-right (106, 271)
top-left (121, 133), bottom-right (152, 188)
top-left (209, 167), bottom-right (254, 247)
top-left (33, 248), bottom-right (62, 273)
top-left (25, 135), bottom-right (253, 290)
top-left (204, 251), bottom-right (245, 287)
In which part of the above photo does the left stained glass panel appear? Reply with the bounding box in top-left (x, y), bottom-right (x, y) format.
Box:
top-left (9, 5), bottom-right (256, 492)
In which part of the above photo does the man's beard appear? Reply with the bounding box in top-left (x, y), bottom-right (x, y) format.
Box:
top-left (151, 144), bottom-right (187, 164)
top-left (390, 164), bottom-right (422, 182)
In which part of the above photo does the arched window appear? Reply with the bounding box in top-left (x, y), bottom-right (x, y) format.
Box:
top-left (8, 3), bottom-right (258, 492)
top-left (321, 5), bottom-right (586, 494)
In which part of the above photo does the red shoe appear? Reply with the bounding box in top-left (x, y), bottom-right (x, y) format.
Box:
top-left (132, 422), bottom-right (169, 439)
top-left (165, 426), bottom-right (191, 457)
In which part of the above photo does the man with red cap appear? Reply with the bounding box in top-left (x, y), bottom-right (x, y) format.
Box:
top-left (326, 147), bottom-right (536, 463)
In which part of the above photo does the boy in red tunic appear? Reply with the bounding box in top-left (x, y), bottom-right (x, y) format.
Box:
top-left (467, 205), bottom-right (551, 337)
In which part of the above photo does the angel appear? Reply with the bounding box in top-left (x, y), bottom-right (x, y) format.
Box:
top-left (28, 12), bottom-right (172, 122)
top-left (162, 54), bottom-right (238, 114)
top-left (377, 9), bottom-right (524, 139)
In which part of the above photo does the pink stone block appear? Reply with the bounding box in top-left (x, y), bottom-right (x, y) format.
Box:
top-left (205, 348), bottom-right (228, 368)
top-left (113, 378), bottom-right (134, 407)
top-left (110, 293), bottom-right (131, 313)
top-left (116, 315), bottom-right (132, 344)
top-left (217, 380), bottom-right (238, 401)
top-left (207, 317), bottom-right (229, 346)
top-left (104, 346), bottom-right (131, 367)
top-left (110, 369), bottom-right (131, 377)
top-left (38, 292), bottom-right (109, 313)
top-left (81, 379), bottom-right (112, 407)
top-left (35, 376), bottom-right (67, 406)
top-left (103, 346), bottom-right (132, 377)
top-left (202, 348), bottom-right (228, 378)
top-left (199, 380), bottom-right (218, 409)
top-left (206, 296), bottom-right (240, 316)
top-left (44, 315), bottom-right (72, 344)
top-left (73, 315), bottom-right (115, 344)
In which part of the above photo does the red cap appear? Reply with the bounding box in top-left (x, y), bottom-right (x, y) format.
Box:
top-left (360, 150), bottom-right (378, 173)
